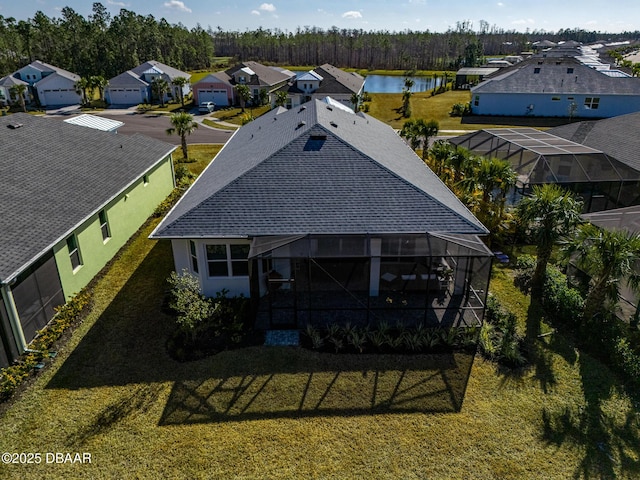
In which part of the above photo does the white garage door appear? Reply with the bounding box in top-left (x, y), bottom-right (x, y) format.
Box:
top-left (108, 88), bottom-right (145, 106)
top-left (198, 89), bottom-right (228, 106)
top-left (41, 88), bottom-right (80, 106)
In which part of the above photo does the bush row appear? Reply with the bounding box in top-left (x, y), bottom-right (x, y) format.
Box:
top-left (301, 322), bottom-right (479, 355)
top-left (0, 289), bottom-right (91, 402)
top-left (479, 295), bottom-right (527, 367)
top-left (514, 254), bottom-right (640, 388)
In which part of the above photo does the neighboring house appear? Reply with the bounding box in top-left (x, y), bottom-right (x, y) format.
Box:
top-left (449, 127), bottom-right (640, 213)
top-left (105, 60), bottom-right (191, 106)
top-left (192, 61), bottom-right (295, 107)
top-left (455, 67), bottom-right (500, 90)
top-left (276, 64), bottom-right (365, 110)
top-left (0, 113), bottom-right (176, 368)
top-left (0, 75), bottom-right (29, 107)
top-left (8, 60), bottom-right (82, 107)
top-left (151, 98), bottom-right (493, 331)
top-left (470, 54), bottom-right (640, 118)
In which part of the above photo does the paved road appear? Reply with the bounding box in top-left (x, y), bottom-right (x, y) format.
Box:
top-left (45, 107), bottom-right (234, 144)
top-left (98, 113), bottom-right (234, 144)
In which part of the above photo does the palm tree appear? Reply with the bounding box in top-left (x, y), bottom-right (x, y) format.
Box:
top-left (400, 119), bottom-right (439, 161)
top-left (235, 84), bottom-right (251, 112)
top-left (9, 84), bottom-right (28, 112)
top-left (518, 184), bottom-right (583, 302)
top-left (152, 77), bottom-right (169, 107)
top-left (92, 76), bottom-right (108, 103)
top-left (474, 157), bottom-right (517, 204)
top-left (172, 76), bottom-right (189, 108)
top-left (274, 90), bottom-right (288, 108)
top-left (74, 77), bottom-right (89, 105)
top-left (350, 92), bottom-right (361, 112)
top-left (563, 224), bottom-right (640, 325)
top-left (166, 112), bottom-right (198, 159)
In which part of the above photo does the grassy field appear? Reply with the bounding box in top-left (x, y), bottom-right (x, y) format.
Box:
top-left (0, 210), bottom-right (638, 478)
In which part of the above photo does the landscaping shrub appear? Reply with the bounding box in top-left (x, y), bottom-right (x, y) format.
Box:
top-left (165, 271), bottom-right (256, 361)
top-left (481, 295), bottom-right (527, 367)
top-left (0, 288), bottom-right (92, 402)
top-left (153, 188), bottom-right (183, 217)
top-left (613, 337), bottom-right (640, 387)
top-left (513, 256), bottom-right (584, 326)
top-left (449, 102), bottom-right (471, 117)
top-left (301, 322), bottom-right (478, 355)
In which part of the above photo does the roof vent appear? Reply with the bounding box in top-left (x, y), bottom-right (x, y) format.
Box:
top-left (326, 106), bottom-right (333, 111)
top-left (330, 121), bottom-right (338, 128)
top-left (7, 122), bottom-right (23, 129)
top-left (296, 121), bottom-right (306, 129)
top-left (299, 106), bottom-right (306, 112)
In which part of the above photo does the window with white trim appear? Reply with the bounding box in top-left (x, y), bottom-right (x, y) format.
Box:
top-left (206, 244), bottom-right (250, 277)
top-left (190, 240), bottom-right (199, 273)
top-left (584, 97), bottom-right (600, 109)
top-left (99, 210), bottom-right (111, 241)
top-left (66, 234), bottom-right (82, 270)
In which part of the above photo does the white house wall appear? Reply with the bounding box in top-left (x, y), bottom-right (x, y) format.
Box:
top-left (36, 75), bottom-right (81, 107)
top-left (472, 92), bottom-right (640, 118)
top-left (171, 239), bottom-right (251, 297)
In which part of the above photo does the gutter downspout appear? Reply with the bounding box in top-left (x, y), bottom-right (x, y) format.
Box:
top-left (1, 283), bottom-right (27, 354)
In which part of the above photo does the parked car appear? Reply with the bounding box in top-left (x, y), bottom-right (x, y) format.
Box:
top-left (199, 101), bottom-right (215, 113)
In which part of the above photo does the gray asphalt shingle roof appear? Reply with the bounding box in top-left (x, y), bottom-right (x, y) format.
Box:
top-left (0, 113), bottom-right (176, 283)
top-left (130, 60), bottom-right (190, 80)
top-left (151, 99), bottom-right (487, 239)
top-left (225, 61), bottom-right (294, 87)
top-left (313, 64), bottom-right (365, 95)
top-left (549, 111), bottom-right (640, 171)
top-left (473, 57), bottom-right (640, 95)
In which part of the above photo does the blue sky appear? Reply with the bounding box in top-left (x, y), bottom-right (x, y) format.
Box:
top-left (1, 0), bottom-right (639, 33)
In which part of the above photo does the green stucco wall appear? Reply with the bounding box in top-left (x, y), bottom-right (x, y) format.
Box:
top-left (53, 155), bottom-right (174, 299)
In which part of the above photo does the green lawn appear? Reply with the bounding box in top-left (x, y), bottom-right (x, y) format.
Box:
top-left (0, 213), bottom-right (638, 478)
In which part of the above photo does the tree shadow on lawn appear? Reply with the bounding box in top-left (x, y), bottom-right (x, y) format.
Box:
top-left (541, 352), bottom-right (640, 480)
top-left (46, 241), bottom-right (477, 425)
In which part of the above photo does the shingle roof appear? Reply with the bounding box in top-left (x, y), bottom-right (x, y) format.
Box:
top-left (0, 75), bottom-right (28, 87)
top-left (28, 60), bottom-right (80, 83)
top-left (0, 113), bottom-right (176, 282)
top-left (473, 57), bottom-right (640, 95)
top-left (130, 60), bottom-right (190, 80)
top-left (151, 99), bottom-right (487, 239)
top-left (313, 64), bottom-right (365, 95)
top-left (107, 70), bottom-right (150, 87)
top-left (225, 61), bottom-right (294, 87)
top-left (549, 111), bottom-right (640, 171)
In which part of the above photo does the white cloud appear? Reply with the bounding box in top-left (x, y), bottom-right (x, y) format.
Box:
top-left (251, 9), bottom-right (260, 15)
top-left (511, 18), bottom-right (535, 25)
top-left (163, 0), bottom-right (192, 13)
top-left (260, 3), bottom-right (276, 12)
top-left (497, 2), bottom-right (504, 6)
top-left (107, 0), bottom-right (128, 6)
top-left (585, 20), bottom-right (598, 26)
top-left (342, 11), bottom-right (362, 19)
top-left (409, 0), bottom-right (426, 4)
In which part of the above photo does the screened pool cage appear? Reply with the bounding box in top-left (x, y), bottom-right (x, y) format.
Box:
top-left (450, 128), bottom-right (640, 213)
top-left (248, 233), bottom-right (493, 330)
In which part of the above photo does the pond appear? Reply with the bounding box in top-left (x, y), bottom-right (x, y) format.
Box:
top-left (362, 75), bottom-right (445, 93)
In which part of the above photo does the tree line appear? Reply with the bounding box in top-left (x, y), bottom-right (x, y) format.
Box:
top-left (212, 21), bottom-right (640, 71)
top-left (0, 2), bottom-right (215, 78)
top-left (2, 3), bottom-right (640, 78)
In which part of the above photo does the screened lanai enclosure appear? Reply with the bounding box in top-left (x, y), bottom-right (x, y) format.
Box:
top-left (450, 128), bottom-right (640, 213)
top-left (250, 234), bottom-right (492, 330)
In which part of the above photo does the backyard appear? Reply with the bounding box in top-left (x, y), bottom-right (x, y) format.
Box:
top-left (0, 214), bottom-right (638, 477)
